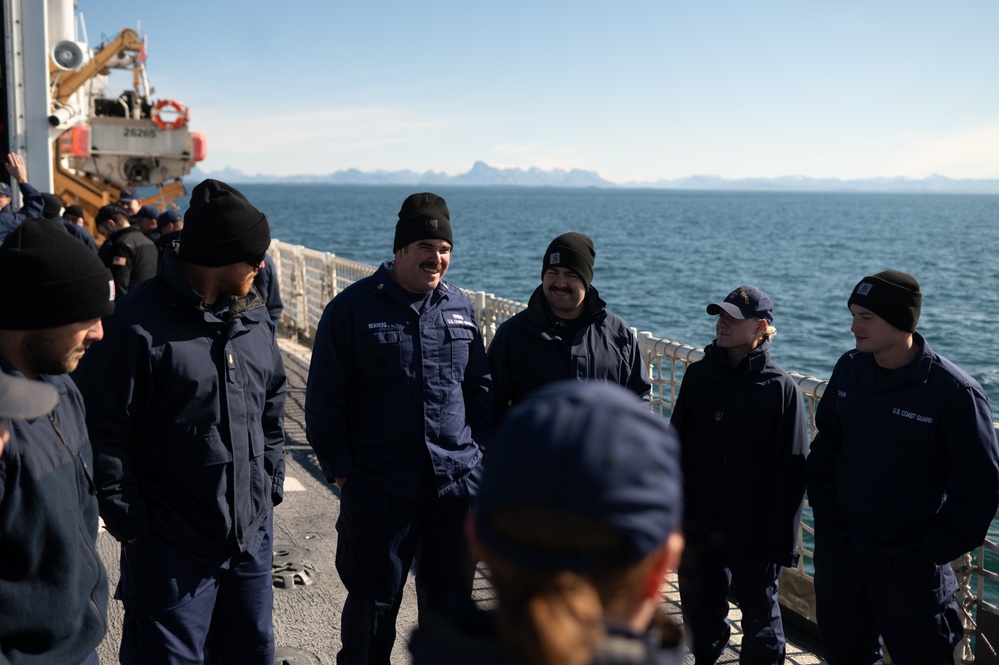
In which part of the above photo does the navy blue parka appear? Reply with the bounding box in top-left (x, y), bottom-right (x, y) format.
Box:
top-left (77, 246), bottom-right (287, 562)
top-left (0, 364), bottom-right (109, 664)
top-left (0, 182), bottom-right (44, 244)
top-left (305, 261), bottom-right (489, 499)
top-left (488, 285), bottom-right (650, 426)
top-left (805, 333), bottom-right (999, 563)
top-left (670, 339), bottom-right (808, 567)
top-left (97, 225), bottom-right (158, 299)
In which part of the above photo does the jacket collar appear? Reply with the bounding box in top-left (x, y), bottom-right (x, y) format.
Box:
top-left (705, 337), bottom-right (772, 377)
top-left (158, 244), bottom-right (266, 321)
top-left (856, 331), bottom-right (934, 389)
top-left (108, 225), bottom-right (143, 241)
top-left (526, 283), bottom-right (608, 332)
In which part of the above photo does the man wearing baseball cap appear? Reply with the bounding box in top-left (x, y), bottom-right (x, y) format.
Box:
top-left (488, 232), bottom-right (650, 427)
top-left (0, 152), bottom-right (44, 244)
top-left (671, 285), bottom-right (808, 664)
top-left (131, 203), bottom-right (161, 241)
top-left (805, 270), bottom-right (999, 663)
top-left (410, 380), bottom-right (685, 664)
top-left (117, 187), bottom-right (141, 215)
top-left (77, 179), bottom-right (286, 664)
top-left (155, 208), bottom-right (183, 250)
top-left (95, 204), bottom-right (158, 298)
top-left (306, 192), bottom-right (489, 664)
top-left (0, 218), bottom-right (114, 664)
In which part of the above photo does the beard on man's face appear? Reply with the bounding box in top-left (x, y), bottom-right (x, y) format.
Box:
top-left (20, 329), bottom-right (91, 376)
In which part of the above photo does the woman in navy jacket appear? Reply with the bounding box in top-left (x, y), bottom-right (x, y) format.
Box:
top-left (670, 285), bottom-right (807, 665)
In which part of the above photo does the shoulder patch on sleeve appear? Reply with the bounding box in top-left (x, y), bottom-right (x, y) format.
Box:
top-left (113, 256), bottom-right (128, 266)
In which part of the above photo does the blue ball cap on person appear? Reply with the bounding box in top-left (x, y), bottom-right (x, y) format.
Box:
top-left (706, 284), bottom-right (774, 324)
top-left (136, 204), bottom-right (160, 220)
top-left (475, 380), bottom-right (682, 572)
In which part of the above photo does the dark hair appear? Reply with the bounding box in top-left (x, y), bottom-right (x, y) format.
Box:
top-left (95, 205), bottom-right (130, 228)
top-left (480, 505), bottom-right (663, 665)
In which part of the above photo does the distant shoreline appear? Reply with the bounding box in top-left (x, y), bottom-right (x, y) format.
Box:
top-left (185, 161), bottom-right (999, 195)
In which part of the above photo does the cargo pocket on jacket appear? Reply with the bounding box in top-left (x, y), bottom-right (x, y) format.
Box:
top-left (144, 428), bottom-right (233, 470)
top-left (444, 322), bottom-right (474, 379)
top-left (356, 328), bottom-right (403, 375)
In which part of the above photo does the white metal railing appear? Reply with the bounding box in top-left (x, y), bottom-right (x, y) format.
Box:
top-left (269, 238), bottom-right (999, 662)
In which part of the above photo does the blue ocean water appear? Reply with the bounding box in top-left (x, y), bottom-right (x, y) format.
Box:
top-left (224, 184), bottom-right (998, 406)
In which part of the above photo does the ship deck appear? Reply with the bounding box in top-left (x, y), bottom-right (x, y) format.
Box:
top-left (95, 336), bottom-right (827, 665)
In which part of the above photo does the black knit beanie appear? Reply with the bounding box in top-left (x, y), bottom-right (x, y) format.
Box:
top-left (847, 270), bottom-right (922, 332)
top-left (0, 218), bottom-right (114, 329)
top-left (41, 193), bottom-right (63, 219)
top-left (393, 193), bottom-right (452, 252)
top-left (180, 179), bottom-right (271, 267)
top-left (542, 232), bottom-right (595, 289)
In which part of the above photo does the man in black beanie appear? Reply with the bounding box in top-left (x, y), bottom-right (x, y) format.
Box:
top-left (40, 192), bottom-right (98, 252)
top-left (76, 179), bottom-right (286, 665)
top-left (95, 204), bottom-right (158, 297)
top-left (805, 270), bottom-right (999, 664)
top-left (487, 231), bottom-right (650, 426)
top-left (306, 191), bottom-right (489, 664)
top-left (0, 218), bottom-right (113, 665)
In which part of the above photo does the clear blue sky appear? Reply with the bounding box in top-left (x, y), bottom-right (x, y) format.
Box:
top-left (77, 1), bottom-right (999, 183)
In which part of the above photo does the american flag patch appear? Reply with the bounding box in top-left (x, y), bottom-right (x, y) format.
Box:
top-left (113, 256), bottom-right (127, 266)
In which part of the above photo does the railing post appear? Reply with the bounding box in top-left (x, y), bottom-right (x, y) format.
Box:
top-left (952, 552), bottom-right (975, 664)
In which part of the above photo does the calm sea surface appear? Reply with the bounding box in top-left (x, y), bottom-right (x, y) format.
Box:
top-left (212, 184), bottom-right (998, 407)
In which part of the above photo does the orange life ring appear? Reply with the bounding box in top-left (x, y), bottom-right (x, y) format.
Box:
top-left (151, 99), bottom-right (189, 130)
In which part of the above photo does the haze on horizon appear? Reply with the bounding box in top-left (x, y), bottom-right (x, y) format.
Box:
top-left (82, 1), bottom-right (999, 184)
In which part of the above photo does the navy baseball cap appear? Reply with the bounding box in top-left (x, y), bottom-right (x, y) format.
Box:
top-left (135, 204), bottom-right (159, 220)
top-left (0, 182), bottom-right (11, 197)
top-left (0, 371), bottom-right (59, 420)
top-left (158, 209), bottom-right (182, 226)
top-left (118, 188), bottom-right (137, 203)
top-left (475, 380), bottom-right (682, 572)
top-left (706, 285), bottom-right (774, 324)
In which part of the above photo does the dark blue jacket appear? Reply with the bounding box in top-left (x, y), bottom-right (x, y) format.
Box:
top-left (62, 220), bottom-right (98, 252)
top-left (409, 607), bottom-right (683, 665)
top-left (39, 215), bottom-right (98, 253)
top-left (305, 261), bottom-right (490, 499)
top-left (97, 225), bottom-right (158, 299)
top-left (77, 247), bottom-right (287, 562)
top-left (0, 182), bottom-right (44, 244)
top-left (670, 340), bottom-right (808, 567)
top-left (488, 285), bottom-right (650, 426)
top-left (0, 363), bottom-right (108, 664)
top-left (805, 334), bottom-right (999, 563)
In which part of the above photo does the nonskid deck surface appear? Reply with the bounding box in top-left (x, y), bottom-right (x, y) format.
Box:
top-left (95, 337), bottom-right (827, 664)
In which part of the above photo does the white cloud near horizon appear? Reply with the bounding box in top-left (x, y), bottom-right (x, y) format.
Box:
top-left (888, 122), bottom-right (999, 179)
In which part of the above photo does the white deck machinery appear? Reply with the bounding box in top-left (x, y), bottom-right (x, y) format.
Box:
top-left (1, 0), bottom-right (205, 233)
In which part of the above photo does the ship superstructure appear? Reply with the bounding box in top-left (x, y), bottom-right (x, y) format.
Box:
top-left (1, 0), bottom-right (205, 228)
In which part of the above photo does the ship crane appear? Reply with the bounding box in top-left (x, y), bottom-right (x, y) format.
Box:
top-left (2, 0), bottom-right (206, 231)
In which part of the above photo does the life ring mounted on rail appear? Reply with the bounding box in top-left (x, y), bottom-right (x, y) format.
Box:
top-left (151, 99), bottom-right (189, 130)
